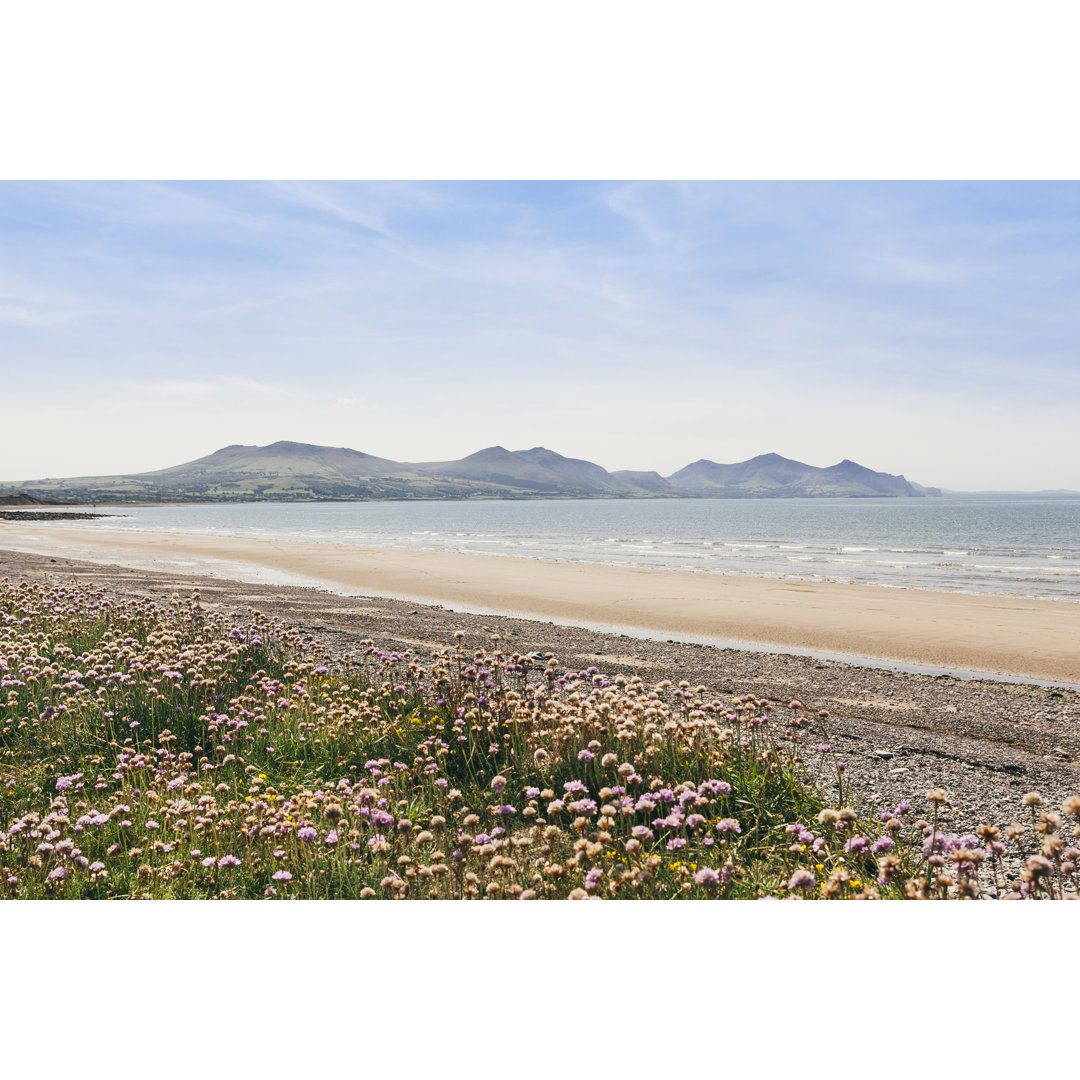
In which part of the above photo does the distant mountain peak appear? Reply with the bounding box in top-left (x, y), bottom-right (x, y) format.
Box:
top-left (3, 442), bottom-right (941, 503)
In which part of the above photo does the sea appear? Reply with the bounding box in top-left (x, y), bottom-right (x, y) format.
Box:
top-left (42, 494), bottom-right (1080, 603)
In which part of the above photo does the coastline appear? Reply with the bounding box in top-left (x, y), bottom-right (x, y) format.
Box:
top-left (2, 522), bottom-right (1080, 683)
top-left (3, 545), bottom-right (1079, 848)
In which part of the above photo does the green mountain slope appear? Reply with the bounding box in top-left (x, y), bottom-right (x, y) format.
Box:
top-left (0, 442), bottom-right (941, 503)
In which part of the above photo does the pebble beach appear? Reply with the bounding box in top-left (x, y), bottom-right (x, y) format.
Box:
top-left (4, 542), bottom-right (1078, 867)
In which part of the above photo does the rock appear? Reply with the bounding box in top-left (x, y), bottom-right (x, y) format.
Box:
top-left (874, 749), bottom-right (894, 759)
top-left (888, 768), bottom-right (908, 776)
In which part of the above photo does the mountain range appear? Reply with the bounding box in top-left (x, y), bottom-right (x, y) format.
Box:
top-left (0, 442), bottom-right (942, 503)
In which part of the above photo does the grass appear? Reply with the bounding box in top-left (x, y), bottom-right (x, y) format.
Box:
top-left (2, 577), bottom-right (1077, 899)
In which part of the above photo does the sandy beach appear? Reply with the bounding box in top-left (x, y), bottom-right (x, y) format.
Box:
top-left (3, 542), bottom-right (1080, 854)
top-left (1, 521), bottom-right (1079, 684)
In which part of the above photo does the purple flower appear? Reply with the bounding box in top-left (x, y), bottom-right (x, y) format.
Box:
top-left (201, 856), bottom-right (216, 868)
top-left (272, 869), bottom-right (293, 882)
top-left (495, 805), bottom-right (515, 816)
top-left (844, 836), bottom-right (870, 855)
top-left (631, 825), bottom-right (654, 840)
top-left (326, 830), bottom-right (339, 845)
top-left (89, 861), bottom-right (105, 873)
top-left (665, 837), bottom-right (687, 851)
top-left (715, 818), bottom-right (742, 834)
top-left (787, 869), bottom-right (817, 891)
top-left (583, 867), bottom-right (603, 892)
top-left (218, 854), bottom-right (240, 868)
top-left (490, 775), bottom-right (507, 794)
top-left (694, 867), bottom-right (720, 887)
top-left (47, 866), bottom-right (69, 881)
top-left (577, 749), bottom-right (594, 763)
top-left (563, 779), bottom-right (588, 795)
top-left (298, 826), bottom-right (317, 842)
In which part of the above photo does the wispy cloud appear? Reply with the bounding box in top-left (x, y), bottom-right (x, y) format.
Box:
top-left (2, 181), bottom-right (1079, 489)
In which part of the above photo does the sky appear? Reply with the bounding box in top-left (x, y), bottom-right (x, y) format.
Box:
top-left (2, 179), bottom-right (1080, 490)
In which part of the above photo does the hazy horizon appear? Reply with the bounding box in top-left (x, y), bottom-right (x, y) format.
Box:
top-left (3, 181), bottom-right (1079, 491)
top-left (4, 436), bottom-right (1078, 495)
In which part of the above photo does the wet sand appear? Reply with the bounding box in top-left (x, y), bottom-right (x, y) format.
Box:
top-left (1, 522), bottom-right (1079, 684)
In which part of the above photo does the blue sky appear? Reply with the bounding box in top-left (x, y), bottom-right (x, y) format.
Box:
top-left (2, 180), bottom-right (1079, 490)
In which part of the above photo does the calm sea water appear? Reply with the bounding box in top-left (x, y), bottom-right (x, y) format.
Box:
top-left (46, 495), bottom-right (1080, 602)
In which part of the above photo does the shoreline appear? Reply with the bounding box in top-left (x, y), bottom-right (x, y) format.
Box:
top-left (3, 523), bottom-right (1080, 684)
top-left (3, 546), bottom-right (1079, 847)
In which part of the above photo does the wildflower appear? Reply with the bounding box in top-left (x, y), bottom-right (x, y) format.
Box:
top-left (715, 819), bottom-right (741, 834)
top-left (47, 866), bottom-right (69, 881)
top-left (927, 789), bottom-right (948, 807)
top-left (272, 870), bottom-right (293, 882)
top-left (218, 854), bottom-right (240, 868)
top-left (1022, 792), bottom-right (1043, 808)
top-left (201, 857), bottom-right (216, 868)
top-left (1025, 854), bottom-right (1054, 878)
top-left (694, 866), bottom-right (720, 887)
top-left (298, 826), bottom-right (317, 842)
top-left (490, 775), bottom-right (507, 794)
top-left (786, 869), bottom-right (816, 891)
top-left (583, 867), bottom-right (603, 892)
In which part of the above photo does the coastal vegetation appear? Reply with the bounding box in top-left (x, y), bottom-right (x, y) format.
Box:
top-left (2, 577), bottom-right (1072, 900)
top-left (0, 441), bottom-right (941, 504)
